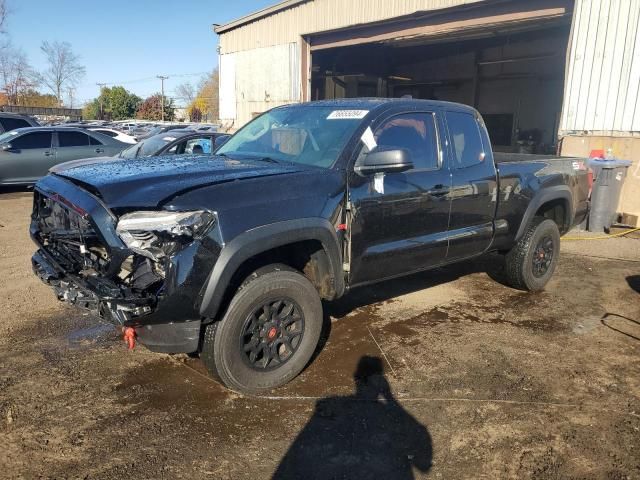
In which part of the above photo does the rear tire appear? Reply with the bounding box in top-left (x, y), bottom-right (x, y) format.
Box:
top-left (201, 265), bottom-right (323, 395)
top-left (504, 217), bottom-right (560, 291)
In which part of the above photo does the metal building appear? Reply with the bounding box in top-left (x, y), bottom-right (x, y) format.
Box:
top-left (215, 0), bottom-right (640, 216)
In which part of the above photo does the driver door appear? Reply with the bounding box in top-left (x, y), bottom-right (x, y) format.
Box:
top-left (348, 111), bottom-right (452, 285)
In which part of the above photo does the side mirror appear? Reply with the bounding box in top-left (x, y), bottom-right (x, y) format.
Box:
top-left (354, 146), bottom-right (413, 176)
top-left (214, 134), bottom-right (231, 151)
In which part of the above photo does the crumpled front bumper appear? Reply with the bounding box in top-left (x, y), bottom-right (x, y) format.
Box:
top-left (32, 248), bottom-right (201, 353)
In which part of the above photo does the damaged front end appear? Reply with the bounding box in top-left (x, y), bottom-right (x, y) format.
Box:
top-left (30, 175), bottom-right (219, 353)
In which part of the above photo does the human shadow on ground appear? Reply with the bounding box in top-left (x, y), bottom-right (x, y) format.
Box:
top-left (626, 275), bottom-right (640, 294)
top-left (273, 356), bottom-right (432, 480)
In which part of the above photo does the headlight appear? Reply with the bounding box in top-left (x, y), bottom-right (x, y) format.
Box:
top-left (116, 210), bottom-right (214, 258)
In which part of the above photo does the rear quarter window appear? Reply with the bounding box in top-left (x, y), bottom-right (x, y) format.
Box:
top-left (445, 111), bottom-right (485, 168)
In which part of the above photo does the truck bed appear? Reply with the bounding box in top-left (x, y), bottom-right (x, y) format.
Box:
top-left (493, 152), bottom-right (585, 164)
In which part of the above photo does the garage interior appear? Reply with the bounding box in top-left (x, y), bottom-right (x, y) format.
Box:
top-left (309, 4), bottom-right (572, 153)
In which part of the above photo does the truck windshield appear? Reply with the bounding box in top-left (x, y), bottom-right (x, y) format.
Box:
top-left (217, 106), bottom-right (366, 168)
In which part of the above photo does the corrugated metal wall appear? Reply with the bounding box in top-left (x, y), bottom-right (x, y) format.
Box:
top-left (219, 43), bottom-right (301, 126)
top-left (218, 0), bottom-right (485, 54)
top-left (560, 0), bottom-right (640, 135)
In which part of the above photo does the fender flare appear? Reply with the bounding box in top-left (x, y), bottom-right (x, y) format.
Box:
top-left (515, 186), bottom-right (573, 241)
top-left (198, 218), bottom-right (344, 319)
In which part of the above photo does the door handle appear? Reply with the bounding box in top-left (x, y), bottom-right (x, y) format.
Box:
top-left (44, 151), bottom-right (54, 157)
top-left (428, 184), bottom-right (449, 197)
top-left (95, 148), bottom-right (104, 154)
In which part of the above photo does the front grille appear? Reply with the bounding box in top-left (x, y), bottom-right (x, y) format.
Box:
top-left (32, 191), bottom-right (110, 274)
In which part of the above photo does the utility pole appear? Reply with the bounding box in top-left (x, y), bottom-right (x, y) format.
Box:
top-left (157, 75), bottom-right (169, 121)
top-left (67, 87), bottom-right (75, 109)
top-left (96, 83), bottom-right (107, 119)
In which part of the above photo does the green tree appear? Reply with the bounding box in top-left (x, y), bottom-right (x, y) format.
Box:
top-left (136, 93), bottom-right (174, 121)
top-left (82, 100), bottom-right (99, 120)
top-left (108, 86), bottom-right (141, 119)
top-left (84, 85), bottom-right (141, 120)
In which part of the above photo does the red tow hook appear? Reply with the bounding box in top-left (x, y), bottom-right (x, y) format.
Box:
top-left (122, 327), bottom-right (136, 350)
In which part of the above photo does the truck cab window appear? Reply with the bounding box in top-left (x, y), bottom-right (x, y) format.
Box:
top-left (446, 111), bottom-right (484, 168)
top-left (374, 113), bottom-right (438, 170)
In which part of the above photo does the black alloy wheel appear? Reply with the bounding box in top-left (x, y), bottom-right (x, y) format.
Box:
top-left (240, 298), bottom-right (305, 370)
top-left (532, 235), bottom-right (555, 278)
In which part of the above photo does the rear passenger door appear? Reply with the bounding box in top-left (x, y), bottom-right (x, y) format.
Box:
top-left (445, 110), bottom-right (498, 260)
top-left (0, 131), bottom-right (54, 183)
top-left (56, 131), bottom-right (102, 162)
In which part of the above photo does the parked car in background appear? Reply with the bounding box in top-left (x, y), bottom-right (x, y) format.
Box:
top-left (119, 130), bottom-right (227, 158)
top-left (88, 127), bottom-right (137, 144)
top-left (48, 130), bottom-right (231, 173)
top-left (0, 112), bottom-right (40, 133)
top-left (116, 122), bottom-right (140, 135)
top-left (191, 125), bottom-right (219, 133)
top-left (0, 127), bottom-right (128, 185)
top-left (135, 124), bottom-right (190, 141)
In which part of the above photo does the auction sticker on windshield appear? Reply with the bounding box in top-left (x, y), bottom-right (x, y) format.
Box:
top-left (327, 110), bottom-right (369, 120)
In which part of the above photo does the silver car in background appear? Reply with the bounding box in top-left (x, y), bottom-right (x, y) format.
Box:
top-left (0, 127), bottom-right (129, 186)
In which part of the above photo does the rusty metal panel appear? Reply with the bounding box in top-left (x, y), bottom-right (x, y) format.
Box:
top-left (218, 0), bottom-right (486, 54)
top-left (560, 0), bottom-right (640, 135)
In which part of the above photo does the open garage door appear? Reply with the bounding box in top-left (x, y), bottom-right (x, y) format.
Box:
top-left (308, 0), bottom-right (573, 153)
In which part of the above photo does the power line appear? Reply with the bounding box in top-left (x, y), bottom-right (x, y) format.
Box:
top-left (82, 71), bottom-right (210, 88)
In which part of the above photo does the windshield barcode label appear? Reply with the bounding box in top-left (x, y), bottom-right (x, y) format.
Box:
top-left (327, 110), bottom-right (369, 120)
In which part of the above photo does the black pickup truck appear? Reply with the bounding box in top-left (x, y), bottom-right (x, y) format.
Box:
top-left (31, 99), bottom-right (590, 394)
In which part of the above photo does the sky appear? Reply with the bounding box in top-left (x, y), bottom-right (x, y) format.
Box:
top-left (6, 0), bottom-right (275, 107)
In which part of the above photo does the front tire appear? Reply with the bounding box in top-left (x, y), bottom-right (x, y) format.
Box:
top-left (201, 265), bottom-right (323, 395)
top-left (504, 217), bottom-right (560, 291)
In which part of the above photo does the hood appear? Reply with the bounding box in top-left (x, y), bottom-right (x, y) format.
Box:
top-left (50, 156), bottom-right (118, 173)
top-left (53, 155), bottom-right (307, 208)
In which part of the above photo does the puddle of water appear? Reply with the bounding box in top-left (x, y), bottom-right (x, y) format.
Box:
top-left (116, 357), bottom-right (230, 409)
top-left (382, 298), bottom-right (569, 337)
top-left (67, 322), bottom-right (118, 346)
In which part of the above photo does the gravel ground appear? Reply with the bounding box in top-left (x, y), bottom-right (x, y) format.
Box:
top-left (1, 190), bottom-right (639, 479)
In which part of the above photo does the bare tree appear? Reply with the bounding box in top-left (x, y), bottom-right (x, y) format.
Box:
top-left (175, 82), bottom-right (195, 104)
top-left (38, 41), bottom-right (85, 106)
top-left (0, 0), bottom-right (9, 34)
top-left (0, 45), bottom-right (37, 104)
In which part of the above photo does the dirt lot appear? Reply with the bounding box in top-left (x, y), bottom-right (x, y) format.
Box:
top-left (1, 190), bottom-right (639, 479)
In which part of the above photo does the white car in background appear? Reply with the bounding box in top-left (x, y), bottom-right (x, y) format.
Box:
top-left (88, 128), bottom-right (137, 144)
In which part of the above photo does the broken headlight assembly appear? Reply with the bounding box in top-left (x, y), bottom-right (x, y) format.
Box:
top-left (116, 210), bottom-right (214, 261)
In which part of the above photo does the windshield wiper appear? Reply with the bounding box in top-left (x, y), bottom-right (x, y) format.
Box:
top-left (219, 152), bottom-right (280, 164)
top-left (252, 156), bottom-right (279, 164)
